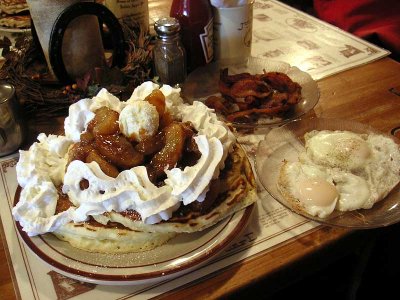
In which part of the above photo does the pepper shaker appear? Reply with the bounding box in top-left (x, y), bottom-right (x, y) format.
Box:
top-left (153, 17), bottom-right (187, 87)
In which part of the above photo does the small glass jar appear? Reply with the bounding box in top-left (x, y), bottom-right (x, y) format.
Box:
top-left (153, 17), bottom-right (187, 86)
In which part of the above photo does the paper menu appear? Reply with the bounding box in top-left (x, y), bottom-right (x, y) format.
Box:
top-left (252, 1), bottom-right (389, 80)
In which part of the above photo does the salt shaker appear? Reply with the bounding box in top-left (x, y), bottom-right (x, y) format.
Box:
top-left (153, 17), bottom-right (186, 86)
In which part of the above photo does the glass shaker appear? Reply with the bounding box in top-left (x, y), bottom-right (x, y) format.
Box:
top-left (153, 17), bottom-right (187, 86)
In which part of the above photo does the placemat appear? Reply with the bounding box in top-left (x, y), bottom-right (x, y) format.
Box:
top-left (253, 1), bottom-right (389, 80)
top-left (0, 152), bottom-right (317, 299)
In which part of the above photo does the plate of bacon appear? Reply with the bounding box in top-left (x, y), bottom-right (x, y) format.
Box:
top-left (182, 57), bottom-right (319, 129)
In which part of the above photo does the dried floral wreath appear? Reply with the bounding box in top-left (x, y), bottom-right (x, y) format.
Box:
top-left (0, 19), bottom-right (154, 120)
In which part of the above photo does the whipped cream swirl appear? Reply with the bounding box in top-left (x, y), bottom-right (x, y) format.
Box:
top-left (13, 82), bottom-right (236, 236)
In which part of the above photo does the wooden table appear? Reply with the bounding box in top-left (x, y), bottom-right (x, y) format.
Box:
top-left (2, 58), bottom-right (400, 300)
top-left (156, 56), bottom-right (400, 299)
top-left (1, 0), bottom-right (400, 299)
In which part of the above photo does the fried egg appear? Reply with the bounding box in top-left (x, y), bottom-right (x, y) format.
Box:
top-left (277, 130), bottom-right (400, 218)
top-left (304, 130), bottom-right (371, 171)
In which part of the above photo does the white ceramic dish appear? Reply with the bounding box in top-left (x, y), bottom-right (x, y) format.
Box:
top-left (15, 186), bottom-right (254, 285)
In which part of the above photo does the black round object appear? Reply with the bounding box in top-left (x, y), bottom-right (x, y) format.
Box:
top-left (49, 2), bottom-right (125, 83)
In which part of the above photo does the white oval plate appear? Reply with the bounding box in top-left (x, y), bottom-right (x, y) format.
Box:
top-left (15, 186), bottom-right (254, 285)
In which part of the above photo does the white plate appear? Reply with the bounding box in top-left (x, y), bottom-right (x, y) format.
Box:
top-left (181, 57), bottom-right (319, 129)
top-left (15, 186), bottom-right (254, 285)
top-left (0, 26), bottom-right (30, 34)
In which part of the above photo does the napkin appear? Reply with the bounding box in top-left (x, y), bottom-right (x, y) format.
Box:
top-left (210, 0), bottom-right (252, 8)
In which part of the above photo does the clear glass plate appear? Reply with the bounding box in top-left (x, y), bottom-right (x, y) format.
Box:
top-left (14, 186), bottom-right (254, 285)
top-left (181, 57), bottom-right (319, 129)
top-left (255, 117), bottom-right (400, 229)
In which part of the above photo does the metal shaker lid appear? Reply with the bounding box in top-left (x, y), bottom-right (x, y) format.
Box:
top-left (154, 17), bottom-right (181, 37)
top-left (0, 83), bottom-right (15, 104)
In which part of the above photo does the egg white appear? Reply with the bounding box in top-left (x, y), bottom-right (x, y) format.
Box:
top-left (277, 130), bottom-right (400, 218)
top-left (304, 130), bottom-right (371, 171)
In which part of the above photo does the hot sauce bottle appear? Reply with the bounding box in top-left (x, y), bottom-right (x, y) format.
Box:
top-left (170, 0), bottom-right (214, 72)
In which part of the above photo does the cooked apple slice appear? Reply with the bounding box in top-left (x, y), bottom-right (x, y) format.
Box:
top-left (95, 134), bottom-right (144, 169)
top-left (86, 150), bottom-right (119, 178)
top-left (87, 107), bottom-right (120, 136)
top-left (147, 122), bottom-right (188, 182)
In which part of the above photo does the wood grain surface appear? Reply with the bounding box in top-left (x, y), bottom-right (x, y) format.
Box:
top-left (1, 0), bottom-right (400, 298)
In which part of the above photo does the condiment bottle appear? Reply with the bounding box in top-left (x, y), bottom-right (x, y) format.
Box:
top-left (170, 0), bottom-right (214, 72)
top-left (153, 17), bottom-right (187, 86)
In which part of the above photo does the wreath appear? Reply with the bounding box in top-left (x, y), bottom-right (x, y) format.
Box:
top-left (0, 19), bottom-right (154, 120)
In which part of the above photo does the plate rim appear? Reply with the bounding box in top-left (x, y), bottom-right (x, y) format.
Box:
top-left (0, 25), bottom-right (30, 33)
top-left (14, 186), bottom-right (254, 284)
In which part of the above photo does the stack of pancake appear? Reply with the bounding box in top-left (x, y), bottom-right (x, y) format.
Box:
top-left (13, 85), bottom-right (259, 254)
top-left (53, 143), bottom-right (258, 253)
top-left (0, 0), bottom-right (30, 29)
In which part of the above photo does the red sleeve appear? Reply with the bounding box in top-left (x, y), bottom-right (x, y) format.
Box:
top-left (313, 0), bottom-right (400, 56)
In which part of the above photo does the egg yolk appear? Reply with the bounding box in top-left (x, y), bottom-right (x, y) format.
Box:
top-left (298, 178), bottom-right (338, 207)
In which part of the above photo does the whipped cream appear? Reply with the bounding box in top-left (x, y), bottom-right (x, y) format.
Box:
top-left (165, 136), bottom-right (224, 204)
top-left (16, 133), bottom-right (73, 187)
top-left (13, 82), bottom-right (236, 236)
top-left (65, 89), bottom-right (126, 142)
top-left (13, 176), bottom-right (76, 235)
